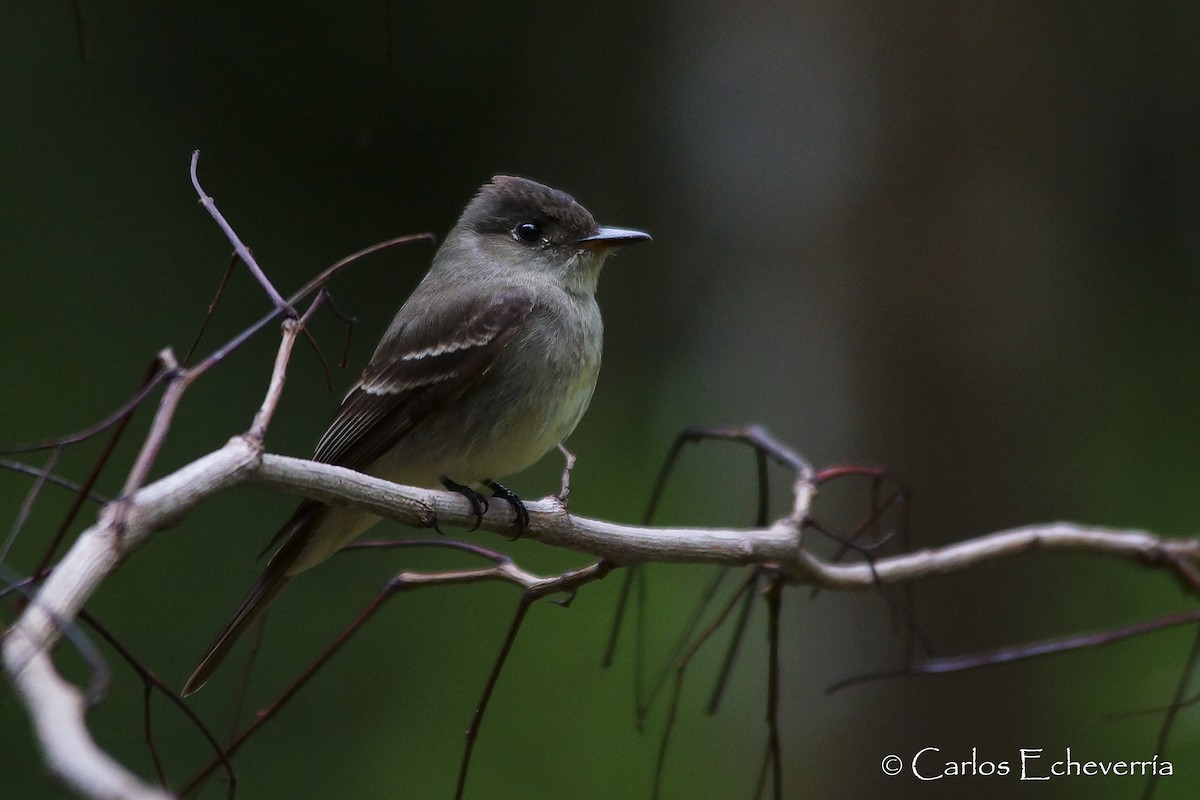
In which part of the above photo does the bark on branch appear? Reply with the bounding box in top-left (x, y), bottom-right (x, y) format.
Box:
top-left (5, 186), bottom-right (1195, 797)
top-left (6, 426), bottom-right (1196, 798)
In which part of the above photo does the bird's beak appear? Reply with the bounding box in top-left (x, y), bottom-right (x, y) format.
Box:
top-left (576, 226), bottom-right (653, 251)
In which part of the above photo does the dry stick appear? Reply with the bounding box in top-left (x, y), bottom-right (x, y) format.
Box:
top-left (299, 326), bottom-right (335, 392)
top-left (0, 571), bottom-right (36, 602)
top-left (1, 447), bottom-right (60, 566)
top-left (31, 358), bottom-right (167, 583)
top-left (0, 563), bottom-right (110, 706)
top-left (456, 594), bottom-right (533, 800)
top-left (180, 589), bottom-right (393, 796)
top-left (114, 351), bottom-right (188, 502)
top-left (238, 457), bottom-right (1200, 583)
top-left (801, 472), bottom-right (934, 656)
top-left (1143, 626), bottom-right (1200, 800)
top-left (826, 605), bottom-right (1200, 694)
top-left (652, 568), bottom-right (762, 800)
top-left (249, 296), bottom-right (325, 442)
top-left (183, 251), bottom-right (239, 366)
top-left (2, 301), bottom-right (316, 800)
top-left (706, 568), bottom-right (760, 715)
top-left (0, 460), bottom-right (109, 505)
top-left (602, 562), bottom-right (634, 669)
top-left (10, 429), bottom-right (1200, 800)
top-left (762, 575), bottom-right (783, 800)
top-left (190, 151), bottom-right (293, 315)
top-left (4, 203), bottom-right (432, 800)
top-left (180, 544), bottom-right (611, 795)
top-left (78, 610), bottom-right (237, 800)
top-left (609, 423), bottom-right (811, 714)
top-left (3, 365), bottom-right (174, 455)
top-left (636, 568), bottom-right (729, 723)
top-left (318, 289), bottom-right (359, 369)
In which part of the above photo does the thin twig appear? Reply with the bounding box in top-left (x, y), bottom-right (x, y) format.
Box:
top-left (181, 542), bottom-right (612, 795)
top-left (183, 251), bottom-right (239, 366)
top-left (32, 358), bottom-right (163, 582)
top-left (707, 569), bottom-right (760, 714)
top-left (318, 288), bottom-right (358, 369)
top-left (0, 460), bottom-right (108, 505)
top-left (248, 293), bottom-right (325, 442)
top-left (1, 447), bottom-right (60, 567)
top-left (1142, 625), bottom-right (1200, 800)
top-left (190, 151), bottom-right (293, 315)
top-left (827, 605), bottom-right (1200, 693)
top-left (2, 364), bottom-right (173, 454)
top-left (762, 574), bottom-right (783, 800)
top-left (78, 611), bottom-right (237, 799)
top-left (456, 594), bottom-right (533, 800)
top-left (652, 569), bottom-right (762, 799)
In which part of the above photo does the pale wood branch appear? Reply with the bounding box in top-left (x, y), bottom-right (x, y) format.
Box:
top-left (7, 423), bottom-right (1197, 799)
top-left (6, 279), bottom-right (1197, 800)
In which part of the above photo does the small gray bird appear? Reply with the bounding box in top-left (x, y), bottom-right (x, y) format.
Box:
top-left (182, 176), bottom-right (650, 695)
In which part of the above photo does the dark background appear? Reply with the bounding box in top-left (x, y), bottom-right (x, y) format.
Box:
top-left (3, 3), bottom-right (1199, 798)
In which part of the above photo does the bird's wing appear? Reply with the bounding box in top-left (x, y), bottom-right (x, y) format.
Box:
top-left (311, 285), bottom-right (536, 472)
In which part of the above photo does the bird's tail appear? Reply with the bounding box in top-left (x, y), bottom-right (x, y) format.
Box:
top-left (181, 503), bottom-right (322, 696)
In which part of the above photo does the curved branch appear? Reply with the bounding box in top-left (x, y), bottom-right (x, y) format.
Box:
top-left (6, 290), bottom-right (1199, 800)
top-left (8, 436), bottom-right (1198, 800)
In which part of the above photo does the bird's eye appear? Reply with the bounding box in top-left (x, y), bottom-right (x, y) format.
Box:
top-left (513, 222), bottom-right (543, 244)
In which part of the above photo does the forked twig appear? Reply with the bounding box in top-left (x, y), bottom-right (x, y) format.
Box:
top-left (180, 538), bottom-right (613, 797)
top-left (190, 151), bottom-right (293, 315)
top-left (7, 159), bottom-right (1200, 800)
top-left (78, 611), bottom-right (237, 800)
top-left (4, 195), bottom-right (433, 799)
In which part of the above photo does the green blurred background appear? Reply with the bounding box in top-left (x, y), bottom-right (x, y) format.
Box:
top-left (3, 3), bottom-right (1199, 798)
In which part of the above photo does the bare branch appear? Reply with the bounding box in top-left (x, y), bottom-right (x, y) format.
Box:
top-left (4, 197), bottom-right (1195, 799)
top-left (8, 402), bottom-right (1197, 799)
top-left (190, 151), bottom-right (293, 315)
top-left (2, 440), bottom-right (260, 799)
top-left (248, 294), bottom-right (325, 442)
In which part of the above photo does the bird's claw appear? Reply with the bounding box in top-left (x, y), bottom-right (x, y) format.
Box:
top-left (440, 476), bottom-right (489, 531)
top-left (484, 479), bottom-right (530, 538)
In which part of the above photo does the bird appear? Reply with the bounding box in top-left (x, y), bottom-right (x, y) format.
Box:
top-left (182, 175), bottom-right (651, 695)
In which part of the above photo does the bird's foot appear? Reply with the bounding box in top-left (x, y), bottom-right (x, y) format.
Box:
top-left (440, 476), bottom-right (489, 531)
top-left (556, 442), bottom-right (576, 507)
top-left (483, 479), bottom-right (530, 538)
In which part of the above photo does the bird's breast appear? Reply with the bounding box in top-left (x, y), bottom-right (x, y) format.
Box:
top-left (373, 293), bottom-right (603, 485)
